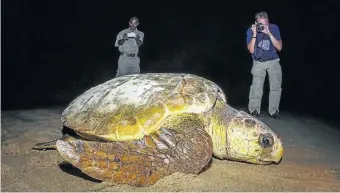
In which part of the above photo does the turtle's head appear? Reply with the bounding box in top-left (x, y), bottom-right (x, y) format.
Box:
top-left (221, 110), bottom-right (283, 165)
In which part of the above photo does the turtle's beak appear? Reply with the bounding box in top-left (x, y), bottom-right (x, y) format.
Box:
top-left (272, 140), bottom-right (284, 164)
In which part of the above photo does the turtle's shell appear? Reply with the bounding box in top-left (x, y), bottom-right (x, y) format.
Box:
top-left (61, 73), bottom-right (226, 141)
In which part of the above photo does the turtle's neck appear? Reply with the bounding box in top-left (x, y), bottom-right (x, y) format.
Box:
top-left (204, 101), bottom-right (237, 159)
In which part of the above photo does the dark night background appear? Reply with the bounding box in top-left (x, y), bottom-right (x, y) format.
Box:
top-left (2, 1), bottom-right (339, 123)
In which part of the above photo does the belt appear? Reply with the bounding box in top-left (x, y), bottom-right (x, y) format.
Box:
top-left (120, 53), bottom-right (137, 57)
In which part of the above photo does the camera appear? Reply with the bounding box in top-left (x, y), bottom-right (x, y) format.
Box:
top-left (256, 23), bottom-right (264, 32)
top-left (127, 32), bottom-right (136, 38)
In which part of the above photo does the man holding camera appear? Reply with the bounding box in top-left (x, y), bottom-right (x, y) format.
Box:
top-left (246, 11), bottom-right (283, 118)
top-left (114, 16), bottom-right (144, 78)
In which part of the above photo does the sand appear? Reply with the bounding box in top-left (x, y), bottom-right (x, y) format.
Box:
top-left (1, 108), bottom-right (340, 192)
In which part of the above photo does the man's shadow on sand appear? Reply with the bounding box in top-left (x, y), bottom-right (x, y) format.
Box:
top-left (58, 161), bottom-right (102, 183)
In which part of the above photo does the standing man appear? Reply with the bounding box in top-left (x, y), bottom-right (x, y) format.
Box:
top-left (114, 16), bottom-right (144, 77)
top-left (246, 11), bottom-right (283, 118)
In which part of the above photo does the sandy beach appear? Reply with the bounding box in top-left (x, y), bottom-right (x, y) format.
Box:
top-left (1, 108), bottom-right (340, 192)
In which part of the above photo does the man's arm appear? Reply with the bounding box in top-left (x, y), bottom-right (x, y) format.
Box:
top-left (114, 30), bottom-right (127, 47)
top-left (117, 38), bottom-right (126, 46)
top-left (135, 31), bottom-right (144, 46)
top-left (268, 25), bottom-right (282, 51)
top-left (246, 28), bottom-right (256, 54)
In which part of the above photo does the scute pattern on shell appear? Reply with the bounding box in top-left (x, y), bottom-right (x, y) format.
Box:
top-left (61, 73), bottom-right (227, 141)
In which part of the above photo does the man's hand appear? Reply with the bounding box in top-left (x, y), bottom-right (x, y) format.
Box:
top-left (262, 25), bottom-right (271, 35)
top-left (251, 24), bottom-right (257, 36)
top-left (134, 33), bottom-right (143, 46)
top-left (123, 33), bottom-right (128, 39)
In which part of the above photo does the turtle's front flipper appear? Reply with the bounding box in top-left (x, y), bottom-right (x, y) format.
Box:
top-left (56, 113), bottom-right (213, 187)
top-left (32, 139), bottom-right (58, 150)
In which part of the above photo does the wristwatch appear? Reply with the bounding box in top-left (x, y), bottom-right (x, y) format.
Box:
top-left (252, 36), bottom-right (256, 38)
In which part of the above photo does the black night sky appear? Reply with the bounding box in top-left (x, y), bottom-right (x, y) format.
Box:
top-left (2, 1), bottom-right (339, 123)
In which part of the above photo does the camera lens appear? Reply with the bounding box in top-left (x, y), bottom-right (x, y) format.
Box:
top-left (256, 24), bottom-right (264, 32)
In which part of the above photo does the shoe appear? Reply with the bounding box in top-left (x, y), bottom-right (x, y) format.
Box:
top-left (269, 111), bottom-right (280, 119)
top-left (250, 110), bottom-right (260, 117)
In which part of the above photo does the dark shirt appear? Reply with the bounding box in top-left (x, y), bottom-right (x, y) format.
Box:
top-left (246, 23), bottom-right (281, 62)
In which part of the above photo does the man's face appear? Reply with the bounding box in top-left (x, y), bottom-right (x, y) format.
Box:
top-left (256, 17), bottom-right (269, 25)
top-left (129, 19), bottom-right (139, 30)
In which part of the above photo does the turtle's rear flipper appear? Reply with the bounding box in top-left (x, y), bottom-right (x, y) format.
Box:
top-left (32, 140), bottom-right (57, 150)
top-left (32, 126), bottom-right (77, 151)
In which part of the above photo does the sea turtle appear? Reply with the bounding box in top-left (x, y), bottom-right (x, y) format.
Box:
top-left (33, 73), bottom-right (283, 187)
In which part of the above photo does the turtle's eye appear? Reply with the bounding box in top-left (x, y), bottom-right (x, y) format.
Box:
top-left (259, 133), bottom-right (274, 149)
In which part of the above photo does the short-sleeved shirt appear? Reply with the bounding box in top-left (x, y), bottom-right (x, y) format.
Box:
top-left (114, 28), bottom-right (144, 54)
top-left (246, 23), bottom-right (281, 62)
